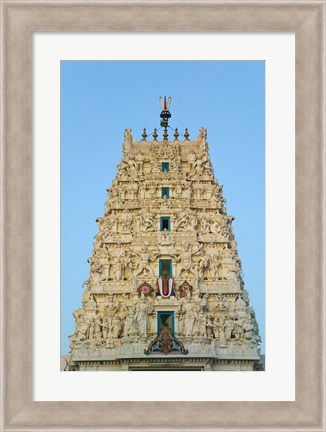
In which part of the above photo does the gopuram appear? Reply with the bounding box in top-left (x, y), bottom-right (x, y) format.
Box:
top-left (68, 97), bottom-right (261, 371)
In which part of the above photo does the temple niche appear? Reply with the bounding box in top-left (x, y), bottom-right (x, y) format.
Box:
top-left (68, 98), bottom-right (261, 371)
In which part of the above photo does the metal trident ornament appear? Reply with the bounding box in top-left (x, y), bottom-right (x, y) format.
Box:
top-left (159, 96), bottom-right (172, 130)
top-left (159, 96), bottom-right (172, 111)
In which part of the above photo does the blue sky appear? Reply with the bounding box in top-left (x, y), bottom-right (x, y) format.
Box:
top-left (61, 60), bottom-right (265, 354)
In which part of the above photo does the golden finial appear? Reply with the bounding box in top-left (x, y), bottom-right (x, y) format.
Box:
top-left (174, 128), bottom-right (179, 141)
top-left (142, 128), bottom-right (147, 141)
top-left (163, 128), bottom-right (168, 141)
top-left (153, 128), bottom-right (158, 141)
top-left (184, 128), bottom-right (189, 140)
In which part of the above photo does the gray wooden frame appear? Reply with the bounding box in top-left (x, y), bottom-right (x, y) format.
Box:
top-left (1, 1), bottom-right (325, 431)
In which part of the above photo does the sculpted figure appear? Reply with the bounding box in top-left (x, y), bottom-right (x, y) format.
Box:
top-left (197, 311), bottom-right (207, 337)
top-left (160, 195), bottom-right (172, 209)
top-left (123, 128), bottom-right (133, 149)
top-left (224, 317), bottom-right (234, 340)
top-left (131, 241), bottom-right (158, 278)
top-left (96, 245), bottom-right (110, 281)
top-left (175, 239), bottom-right (202, 279)
top-left (120, 210), bottom-right (133, 233)
top-left (139, 184), bottom-right (145, 199)
top-left (189, 212), bottom-right (198, 231)
top-left (242, 318), bottom-right (254, 341)
top-left (87, 317), bottom-right (95, 340)
top-left (214, 316), bottom-right (226, 340)
top-left (135, 151), bottom-right (144, 171)
top-left (199, 127), bottom-right (207, 141)
top-left (233, 318), bottom-right (243, 339)
top-left (139, 208), bottom-right (155, 232)
top-left (75, 320), bottom-right (88, 341)
top-left (198, 254), bottom-right (209, 279)
top-left (88, 256), bottom-right (102, 288)
top-left (132, 182), bottom-right (139, 198)
top-left (118, 186), bottom-right (126, 201)
top-left (183, 295), bottom-right (197, 336)
top-left (112, 245), bottom-right (128, 280)
top-left (208, 255), bottom-right (219, 280)
top-left (175, 182), bottom-right (183, 198)
top-left (73, 311), bottom-right (88, 341)
top-left (187, 151), bottom-right (197, 171)
top-left (107, 187), bottom-right (118, 204)
top-left (214, 293), bottom-right (228, 311)
top-left (124, 309), bottom-right (137, 336)
top-left (150, 183), bottom-right (158, 198)
top-left (128, 183), bottom-right (136, 200)
top-left (94, 316), bottom-right (103, 341)
top-left (210, 218), bottom-right (222, 235)
top-left (222, 244), bottom-right (233, 260)
top-left (206, 315), bottom-right (215, 339)
top-left (175, 208), bottom-right (188, 231)
top-left (107, 211), bottom-right (118, 235)
top-left (136, 295), bottom-right (153, 337)
top-left (112, 317), bottom-right (122, 339)
top-left (201, 214), bottom-right (210, 234)
top-left (193, 153), bottom-right (206, 176)
top-left (122, 251), bottom-right (134, 278)
top-left (84, 295), bottom-right (97, 314)
top-left (228, 263), bottom-right (240, 281)
top-left (157, 229), bottom-right (175, 246)
top-left (178, 301), bottom-right (185, 334)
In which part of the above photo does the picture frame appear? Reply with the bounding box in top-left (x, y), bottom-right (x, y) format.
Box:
top-left (1, 1), bottom-right (324, 431)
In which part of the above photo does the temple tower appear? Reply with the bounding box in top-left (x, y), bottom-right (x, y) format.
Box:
top-left (68, 99), bottom-right (261, 371)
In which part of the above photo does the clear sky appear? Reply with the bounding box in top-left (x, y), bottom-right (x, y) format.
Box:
top-left (61, 60), bottom-right (265, 355)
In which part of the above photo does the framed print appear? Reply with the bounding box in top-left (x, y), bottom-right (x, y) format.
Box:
top-left (36, 34), bottom-right (291, 401)
top-left (1, 1), bottom-right (325, 431)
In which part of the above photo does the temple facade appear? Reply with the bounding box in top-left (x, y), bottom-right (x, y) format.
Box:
top-left (68, 101), bottom-right (261, 371)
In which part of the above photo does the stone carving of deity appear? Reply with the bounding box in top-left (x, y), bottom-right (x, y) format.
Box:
top-left (175, 239), bottom-right (202, 279)
top-left (175, 208), bottom-right (188, 231)
top-left (120, 210), bottom-right (133, 233)
top-left (95, 245), bottom-right (110, 281)
top-left (112, 245), bottom-right (127, 280)
top-left (175, 182), bottom-right (183, 198)
top-left (112, 317), bottom-right (122, 339)
top-left (187, 151), bottom-right (197, 171)
top-left (224, 317), bottom-right (234, 340)
top-left (214, 293), bottom-right (228, 311)
top-left (160, 195), bottom-right (172, 210)
top-left (197, 311), bottom-right (207, 337)
top-left (139, 184), bottom-right (146, 199)
top-left (88, 256), bottom-right (102, 289)
top-left (107, 211), bottom-right (118, 235)
top-left (138, 208), bottom-right (155, 232)
top-left (130, 241), bottom-right (159, 278)
top-left (136, 295), bottom-right (153, 337)
top-left (135, 151), bottom-right (144, 171)
top-left (150, 183), bottom-right (158, 198)
top-left (200, 214), bottom-right (210, 234)
top-left (198, 254), bottom-right (209, 279)
top-left (157, 229), bottom-right (175, 246)
top-left (123, 306), bottom-right (137, 337)
top-left (123, 128), bottom-right (133, 149)
top-left (183, 296), bottom-right (197, 337)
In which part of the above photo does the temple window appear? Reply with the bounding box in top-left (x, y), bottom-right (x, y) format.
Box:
top-left (157, 311), bottom-right (174, 335)
top-left (161, 162), bottom-right (170, 172)
top-left (160, 216), bottom-right (170, 231)
top-left (159, 259), bottom-right (172, 277)
top-left (161, 187), bottom-right (169, 198)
